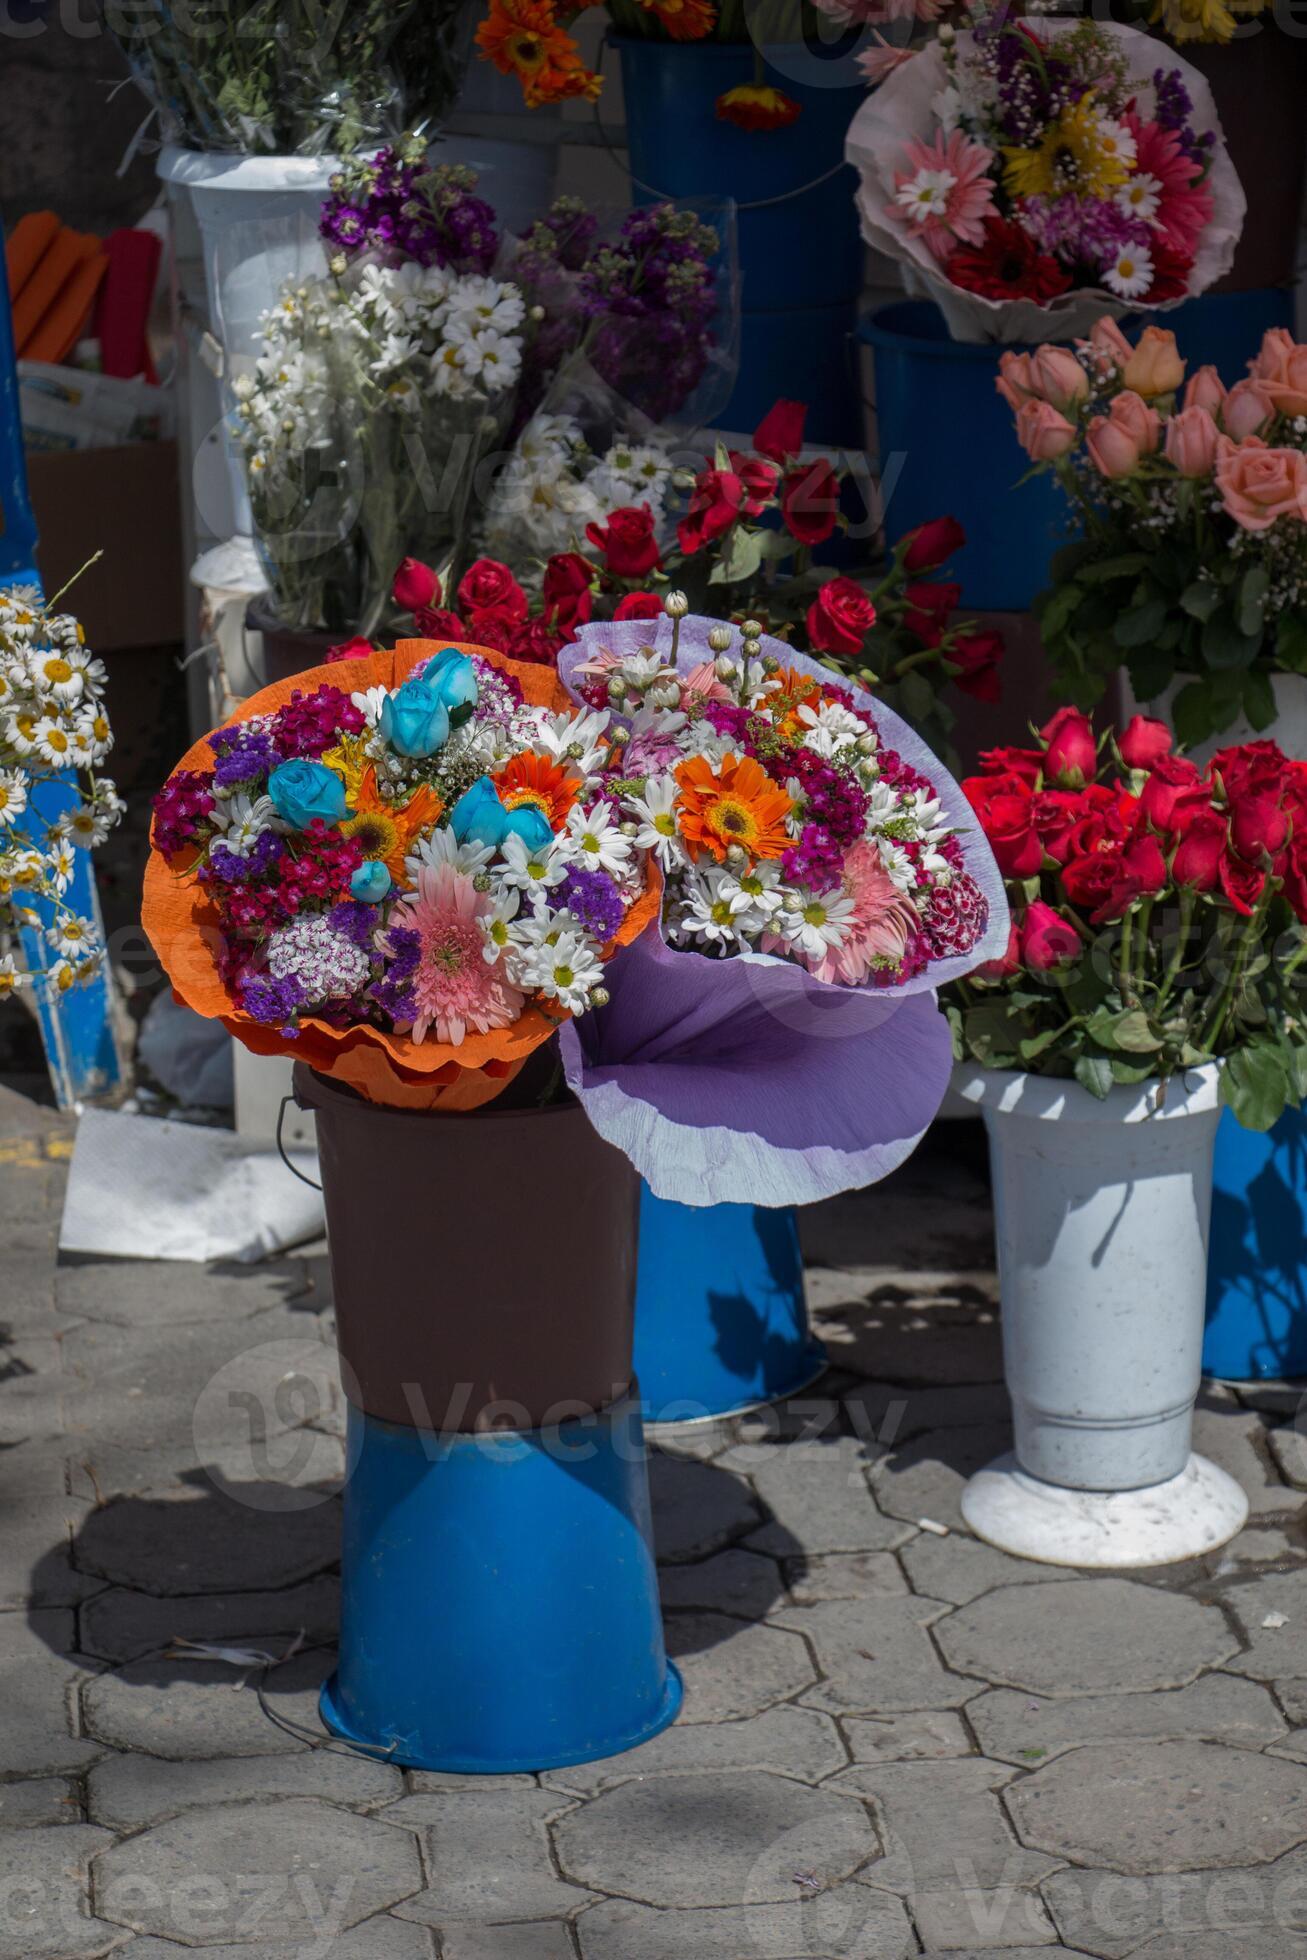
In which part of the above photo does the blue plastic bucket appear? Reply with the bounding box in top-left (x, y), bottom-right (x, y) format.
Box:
top-left (613, 35), bottom-right (865, 443)
top-left (320, 1393), bottom-right (682, 1772)
top-left (634, 1187), bottom-right (826, 1422)
top-left (1203, 1105), bottom-right (1307, 1381)
top-left (860, 299), bottom-right (1071, 613)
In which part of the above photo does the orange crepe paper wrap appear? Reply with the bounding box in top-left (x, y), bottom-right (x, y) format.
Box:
top-left (142, 640), bottom-right (661, 1111)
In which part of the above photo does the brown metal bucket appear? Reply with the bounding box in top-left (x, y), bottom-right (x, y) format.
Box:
top-left (293, 1064), bottom-right (640, 1431)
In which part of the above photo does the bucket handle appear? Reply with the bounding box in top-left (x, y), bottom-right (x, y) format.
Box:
top-left (276, 1095), bottom-right (323, 1192)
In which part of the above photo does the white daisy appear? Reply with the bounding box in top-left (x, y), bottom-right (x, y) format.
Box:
top-left (33, 717), bottom-right (76, 767)
top-left (717, 859), bottom-right (785, 927)
top-left (46, 840), bottom-right (77, 894)
top-left (780, 886), bottom-right (859, 962)
top-left (1115, 172), bottom-right (1162, 223)
top-left (798, 699), bottom-right (867, 759)
top-left (625, 777), bottom-right (685, 873)
top-left (479, 888), bottom-right (524, 966)
top-left (677, 868), bottom-right (749, 953)
top-left (1103, 244), bottom-right (1154, 301)
top-left (498, 831), bottom-right (569, 902)
top-left (405, 827), bottom-right (496, 883)
top-left (48, 914), bottom-right (96, 961)
top-left (519, 925), bottom-right (604, 1013)
top-left (532, 707), bottom-right (611, 778)
top-left (895, 167), bottom-right (958, 222)
top-left (0, 953), bottom-right (24, 994)
top-left (0, 769), bottom-right (28, 827)
top-left (561, 804), bottom-right (632, 877)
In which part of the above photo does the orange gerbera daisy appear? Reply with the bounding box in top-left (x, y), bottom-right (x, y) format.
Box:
top-left (641, 0), bottom-right (716, 38)
top-left (493, 752), bottom-right (579, 830)
top-left (341, 769), bottom-right (443, 883)
top-left (476, 0), bottom-right (601, 105)
top-left (675, 753), bottom-right (793, 864)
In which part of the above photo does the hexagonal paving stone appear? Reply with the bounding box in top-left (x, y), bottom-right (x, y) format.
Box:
top-left (658, 1550), bottom-right (783, 1620)
top-left (899, 1532), bottom-right (1075, 1609)
top-left (1009, 1740), bottom-right (1307, 1873)
top-left (0, 1610), bottom-right (103, 1777)
top-left (871, 1425), bottom-right (1012, 1531)
top-left (648, 1452), bottom-right (761, 1563)
top-left (107, 1922), bottom-right (432, 1960)
top-left (830, 1760), bottom-right (1057, 1896)
top-left (1192, 1400), bottom-right (1307, 1519)
top-left (93, 1798), bottom-right (421, 1942)
top-left (745, 1438), bottom-right (912, 1557)
top-left (385, 1789), bottom-right (589, 1925)
top-left (0, 1824), bottom-right (119, 1960)
top-left (665, 1612), bottom-right (815, 1722)
top-left (969, 1674), bottom-right (1286, 1768)
top-left (441, 1926), bottom-right (576, 1960)
top-left (784, 1551), bottom-right (910, 1605)
top-left (1042, 1846), bottom-right (1307, 1959)
top-left (87, 1749), bottom-right (400, 1831)
top-left (842, 1711), bottom-right (972, 1766)
top-left (0, 1779), bottom-right (79, 1829)
top-left (576, 1886), bottom-right (916, 1959)
top-left (80, 1576), bottom-right (341, 1664)
top-left (553, 1771), bottom-right (879, 1908)
top-left (541, 1705), bottom-right (847, 1800)
top-left (81, 1650), bottom-right (333, 1760)
top-left (911, 1883), bottom-right (1057, 1950)
top-left (776, 1597), bottom-right (972, 1715)
top-left (74, 1487), bottom-right (341, 1596)
top-left (1223, 1569), bottom-right (1307, 1681)
top-left (935, 1579), bottom-right (1237, 1696)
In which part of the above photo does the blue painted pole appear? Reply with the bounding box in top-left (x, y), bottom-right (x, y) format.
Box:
top-left (1204, 1106), bottom-right (1307, 1381)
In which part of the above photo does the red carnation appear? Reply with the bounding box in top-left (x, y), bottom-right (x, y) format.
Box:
top-left (587, 504), bottom-right (663, 580)
top-left (945, 218), bottom-right (1072, 304)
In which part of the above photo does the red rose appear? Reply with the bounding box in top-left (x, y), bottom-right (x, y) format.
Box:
top-left (1117, 833), bottom-right (1169, 902)
top-left (753, 398), bottom-right (807, 464)
top-left (1138, 754), bottom-right (1208, 833)
top-left (902, 516), bottom-right (965, 574)
top-left (1230, 790), bottom-right (1290, 863)
top-left (727, 451), bottom-right (780, 515)
top-left (781, 459), bottom-right (840, 547)
top-left (507, 618), bottom-right (565, 665)
top-left (1220, 852), bottom-right (1267, 915)
top-left (1020, 899), bottom-right (1082, 971)
top-left (1033, 788), bottom-right (1096, 865)
top-left (980, 744), bottom-right (1043, 784)
top-left (415, 606), bottom-right (469, 640)
top-left (542, 552), bottom-right (595, 631)
top-left (977, 919), bottom-right (1021, 979)
top-left (903, 581), bottom-right (961, 645)
top-left (1062, 851), bottom-right (1124, 921)
top-left (964, 774), bottom-right (1043, 877)
top-left (805, 576), bottom-right (877, 657)
top-left (613, 591), bottom-right (664, 621)
top-left (392, 557), bottom-right (441, 613)
top-left (1209, 740), bottom-right (1287, 796)
top-left (1066, 796), bottom-right (1135, 864)
top-left (587, 504), bottom-right (663, 580)
top-left (1172, 815), bottom-right (1228, 891)
top-left (1282, 836), bottom-right (1307, 921)
top-left (1041, 707), bottom-right (1097, 787)
top-left (945, 628), bottom-right (1003, 704)
top-left (462, 605), bottom-right (520, 653)
top-left (326, 636), bottom-right (374, 663)
top-left (1118, 714), bottom-right (1174, 771)
top-left (677, 468), bottom-right (748, 555)
top-left (457, 559), bottom-right (528, 621)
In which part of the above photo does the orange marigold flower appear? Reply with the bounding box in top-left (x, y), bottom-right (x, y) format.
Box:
top-left (675, 753), bottom-right (794, 865)
top-left (341, 769), bottom-right (442, 883)
top-left (716, 83), bottom-right (802, 130)
top-left (642, 0), bottom-right (717, 40)
top-left (493, 751), bottom-right (580, 830)
top-left (476, 0), bottom-right (601, 106)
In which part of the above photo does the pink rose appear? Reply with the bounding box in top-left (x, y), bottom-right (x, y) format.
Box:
top-left (1183, 365), bottom-right (1226, 415)
top-left (1083, 316), bottom-right (1134, 372)
top-left (1221, 379), bottom-right (1275, 442)
top-left (1086, 413), bottom-right (1142, 479)
top-left (1015, 398), bottom-right (1076, 462)
top-left (996, 351), bottom-right (1035, 413)
top-left (1250, 326), bottom-right (1298, 381)
top-left (1110, 390), bottom-right (1161, 454)
top-left (1216, 439), bottom-right (1307, 532)
top-left (1164, 404), bottom-right (1220, 478)
top-left (1029, 344), bottom-right (1089, 410)
top-left (1122, 326), bottom-right (1185, 400)
top-left (1256, 339), bottom-right (1307, 418)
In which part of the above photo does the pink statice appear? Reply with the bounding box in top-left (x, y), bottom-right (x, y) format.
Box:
top-left (889, 129), bottom-right (998, 263)
top-left (385, 862), bottom-right (523, 1046)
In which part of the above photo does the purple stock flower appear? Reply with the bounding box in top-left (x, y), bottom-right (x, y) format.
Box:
top-left (558, 866), bottom-right (625, 943)
top-left (209, 726), bottom-right (277, 792)
top-left (239, 971), bottom-right (306, 1032)
top-left (322, 149), bottom-right (499, 274)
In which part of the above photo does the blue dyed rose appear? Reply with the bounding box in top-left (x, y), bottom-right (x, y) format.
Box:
top-left (350, 860), bottom-right (392, 902)
top-left (423, 647), bottom-right (479, 715)
top-left (380, 677), bottom-right (450, 758)
top-left (449, 780), bottom-right (556, 855)
top-left (267, 759), bottom-right (349, 831)
top-left (504, 804), bottom-right (553, 853)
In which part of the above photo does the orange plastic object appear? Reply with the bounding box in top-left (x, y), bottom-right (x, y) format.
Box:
top-left (5, 210), bottom-right (59, 302)
top-left (12, 228), bottom-right (98, 355)
top-left (25, 250), bottom-right (108, 365)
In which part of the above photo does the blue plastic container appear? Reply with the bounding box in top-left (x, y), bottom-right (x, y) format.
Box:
top-left (320, 1393), bottom-right (682, 1772)
top-left (614, 35), bottom-right (865, 444)
top-left (1203, 1106), bottom-right (1307, 1381)
top-left (861, 299), bottom-right (1070, 613)
top-left (634, 1187), bottom-right (826, 1423)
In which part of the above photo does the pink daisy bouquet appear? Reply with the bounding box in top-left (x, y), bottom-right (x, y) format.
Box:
top-left (846, 16), bottom-right (1244, 342)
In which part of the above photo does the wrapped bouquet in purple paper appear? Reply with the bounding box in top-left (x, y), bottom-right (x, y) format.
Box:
top-left (554, 608), bottom-right (1009, 1207)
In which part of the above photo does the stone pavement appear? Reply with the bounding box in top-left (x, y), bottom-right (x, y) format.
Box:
top-left (5, 1082), bottom-right (1307, 1958)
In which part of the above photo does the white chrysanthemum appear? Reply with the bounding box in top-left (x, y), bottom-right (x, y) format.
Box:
top-left (48, 914), bottom-right (95, 961)
top-left (479, 887), bottom-right (526, 966)
top-left (406, 827), bottom-right (496, 884)
top-left (498, 831), bottom-right (569, 902)
top-left (717, 859), bottom-right (785, 928)
top-left (677, 867), bottom-right (749, 953)
top-left (532, 707), bottom-right (611, 778)
top-left (214, 792), bottom-right (276, 858)
top-left (351, 685), bottom-right (389, 727)
top-left (798, 698), bottom-right (866, 758)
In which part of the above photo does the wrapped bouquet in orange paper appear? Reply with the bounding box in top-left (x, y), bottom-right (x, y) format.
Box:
top-left (142, 639), bottom-right (658, 1110)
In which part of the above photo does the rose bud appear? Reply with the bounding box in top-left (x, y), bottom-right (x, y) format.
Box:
top-left (1122, 325), bottom-right (1185, 399)
top-left (1040, 707), bottom-right (1097, 787)
top-left (1118, 714), bottom-right (1174, 771)
top-left (1165, 404), bottom-right (1221, 479)
top-left (1019, 900), bottom-right (1082, 971)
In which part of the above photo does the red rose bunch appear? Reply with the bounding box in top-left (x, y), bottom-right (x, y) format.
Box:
top-left (950, 710), bottom-right (1307, 1127)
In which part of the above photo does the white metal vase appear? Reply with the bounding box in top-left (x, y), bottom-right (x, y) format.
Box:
top-left (954, 1062), bottom-right (1248, 1568)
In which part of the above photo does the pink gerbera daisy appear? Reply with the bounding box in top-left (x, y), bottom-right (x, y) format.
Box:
top-left (389, 861), bottom-right (524, 1046)
top-left (1126, 114), bottom-right (1214, 259)
top-left (890, 128), bottom-right (998, 263)
top-left (805, 842), bottom-right (921, 985)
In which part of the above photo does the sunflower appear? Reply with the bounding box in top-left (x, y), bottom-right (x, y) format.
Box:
top-left (675, 753), bottom-right (793, 865)
top-left (1003, 96), bottom-right (1131, 202)
top-left (341, 769), bottom-right (442, 882)
top-left (493, 752), bottom-right (579, 830)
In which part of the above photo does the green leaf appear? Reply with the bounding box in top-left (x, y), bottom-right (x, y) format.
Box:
top-left (895, 668), bottom-right (936, 728)
top-left (1239, 565), bottom-right (1270, 638)
top-left (1172, 678), bottom-right (1217, 749)
top-left (1111, 1009), bottom-right (1165, 1053)
top-left (1180, 580), bottom-right (1221, 622)
top-left (1049, 539), bottom-right (1099, 583)
top-left (1242, 668), bottom-right (1278, 733)
top-left (1221, 1045), bottom-right (1291, 1133)
top-left (963, 999), bottom-right (1023, 1068)
top-left (1110, 1057), bottom-right (1159, 1086)
top-left (1277, 612), bottom-right (1307, 675)
top-left (1074, 1053), bottom-right (1114, 1100)
top-left (707, 526), bottom-right (767, 586)
top-left (1127, 647), bottom-right (1177, 702)
top-left (1114, 599), bottom-right (1168, 649)
top-left (1039, 583), bottom-right (1083, 641)
top-left (1080, 553), bottom-right (1150, 585)
top-left (1019, 1027), bottom-right (1065, 1062)
top-left (1202, 610), bottom-right (1263, 671)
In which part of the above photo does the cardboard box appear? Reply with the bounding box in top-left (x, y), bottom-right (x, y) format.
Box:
top-left (26, 440), bottom-right (184, 651)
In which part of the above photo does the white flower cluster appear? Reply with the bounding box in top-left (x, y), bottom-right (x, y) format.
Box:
top-left (0, 588), bottom-right (123, 1000)
top-left (233, 262), bottom-right (526, 486)
top-left (480, 413), bottom-right (674, 578)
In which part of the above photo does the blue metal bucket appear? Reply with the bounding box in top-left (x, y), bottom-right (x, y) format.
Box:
top-left (1203, 1106), bottom-right (1307, 1381)
top-left (320, 1393), bottom-right (682, 1772)
top-left (860, 299), bottom-right (1070, 613)
top-left (634, 1187), bottom-right (826, 1423)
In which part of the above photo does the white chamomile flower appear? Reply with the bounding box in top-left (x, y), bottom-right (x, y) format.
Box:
top-left (1115, 172), bottom-right (1162, 222)
top-left (678, 868), bottom-right (750, 952)
top-left (1095, 117), bottom-right (1137, 173)
top-left (27, 647), bottom-right (85, 705)
top-left (47, 957), bottom-right (77, 994)
top-left (895, 167), bottom-right (958, 223)
top-left (479, 888), bottom-right (524, 965)
top-left (0, 769), bottom-right (28, 827)
top-left (0, 953), bottom-right (23, 994)
top-left (521, 925), bottom-right (604, 1012)
top-left (33, 717), bottom-right (76, 767)
top-left (406, 828), bottom-right (496, 883)
top-left (216, 792), bottom-right (276, 857)
top-left (48, 914), bottom-right (96, 961)
top-left (626, 777), bottom-right (685, 873)
top-left (498, 831), bottom-right (568, 901)
top-left (453, 276), bottom-right (526, 334)
top-left (877, 837), bottom-right (914, 892)
top-left (75, 705), bottom-right (113, 760)
top-left (798, 699), bottom-right (866, 759)
top-left (781, 886), bottom-right (859, 961)
top-left (60, 800), bottom-right (111, 850)
top-left (1, 709), bottom-right (36, 757)
top-left (1103, 243), bottom-right (1154, 301)
top-left (351, 685), bottom-right (389, 726)
top-left (718, 859), bottom-right (785, 926)
top-left (46, 840), bottom-right (77, 894)
top-left (562, 803), bottom-right (632, 877)
top-left (471, 330), bottom-right (521, 393)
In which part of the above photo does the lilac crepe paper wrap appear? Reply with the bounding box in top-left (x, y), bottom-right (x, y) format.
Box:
top-left (556, 616), bottom-right (1010, 1208)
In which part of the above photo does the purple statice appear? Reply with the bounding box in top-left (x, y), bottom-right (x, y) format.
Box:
top-left (209, 726), bottom-right (277, 793)
top-left (370, 922), bottom-right (420, 1026)
top-left (269, 686), bottom-right (365, 759)
top-left (238, 971), bottom-right (306, 1034)
top-left (781, 824), bottom-right (846, 893)
top-left (152, 769), bottom-right (216, 857)
top-left (328, 899), bottom-right (379, 948)
top-left (558, 867), bottom-right (625, 944)
top-left (1152, 66), bottom-right (1193, 133)
top-left (786, 750), bottom-right (868, 848)
top-left (204, 830), bottom-right (283, 888)
top-left (322, 147), bottom-right (498, 275)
